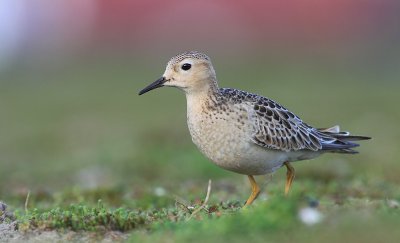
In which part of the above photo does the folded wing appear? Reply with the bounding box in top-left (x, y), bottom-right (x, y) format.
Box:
top-left (247, 97), bottom-right (370, 153)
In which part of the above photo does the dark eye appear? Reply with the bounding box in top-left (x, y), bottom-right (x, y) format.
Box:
top-left (181, 63), bottom-right (191, 71)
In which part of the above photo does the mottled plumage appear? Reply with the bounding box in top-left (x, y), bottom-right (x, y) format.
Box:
top-left (139, 51), bottom-right (370, 206)
top-left (218, 88), bottom-right (368, 153)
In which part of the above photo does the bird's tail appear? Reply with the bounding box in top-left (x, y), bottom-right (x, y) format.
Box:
top-left (317, 125), bottom-right (371, 154)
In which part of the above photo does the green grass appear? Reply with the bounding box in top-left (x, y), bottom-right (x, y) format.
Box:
top-left (17, 202), bottom-right (146, 232)
top-left (1, 53), bottom-right (400, 241)
top-left (6, 178), bottom-right (400, 242)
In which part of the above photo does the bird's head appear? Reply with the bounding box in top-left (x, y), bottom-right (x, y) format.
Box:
top-left (139, 51), bottom-right (218, 95)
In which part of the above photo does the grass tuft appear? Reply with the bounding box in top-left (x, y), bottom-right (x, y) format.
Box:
top-left (16, 200), bottom-right (147, 232)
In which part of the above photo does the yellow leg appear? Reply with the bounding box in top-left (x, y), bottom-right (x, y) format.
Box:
top-left (284, 162), bottom-right (295, 195)
top-left (244, 175), bottom-right (260, 206)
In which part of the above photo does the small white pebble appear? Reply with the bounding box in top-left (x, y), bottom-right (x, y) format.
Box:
top-left (387, 199), bottom-right (399, 209)
top-left (154, 187), bottom-right (166, 197)
top-left (298, 207), bottom-right (323, 225)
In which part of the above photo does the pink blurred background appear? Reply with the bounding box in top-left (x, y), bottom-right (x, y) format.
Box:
top-left (1, 0), bottom-right (399, 73)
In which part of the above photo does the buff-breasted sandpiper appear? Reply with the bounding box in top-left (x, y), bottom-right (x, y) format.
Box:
top-left (139, 51), bottom-right (370, 206)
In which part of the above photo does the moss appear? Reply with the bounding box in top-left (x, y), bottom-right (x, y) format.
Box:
top-left (16, 201), bottom-right (148, 232)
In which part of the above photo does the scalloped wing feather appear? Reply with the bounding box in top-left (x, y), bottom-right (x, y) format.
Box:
top-left (247, 98), bottom-right (323, 152)
top-left (219, 88), bottom-right (369, 153)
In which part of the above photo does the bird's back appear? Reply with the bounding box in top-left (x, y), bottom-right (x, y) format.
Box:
top-left (218, 88), bottom-right (370, 154)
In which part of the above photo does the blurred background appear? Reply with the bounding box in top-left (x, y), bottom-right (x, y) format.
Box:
top-left (1, 0), bottom-right (399, 200)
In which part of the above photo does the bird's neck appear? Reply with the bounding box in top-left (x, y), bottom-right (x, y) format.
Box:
top-left (185, 78), bottom-right (221, 117)
top-left (185, 76), bottom-right (218, 97)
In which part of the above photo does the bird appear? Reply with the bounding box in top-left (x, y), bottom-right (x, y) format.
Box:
top-left (138, 51), bottom-right (370, 206)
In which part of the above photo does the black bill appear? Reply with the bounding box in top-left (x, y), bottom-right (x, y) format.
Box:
top-left (138, 77), bottom-right (167, 95)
